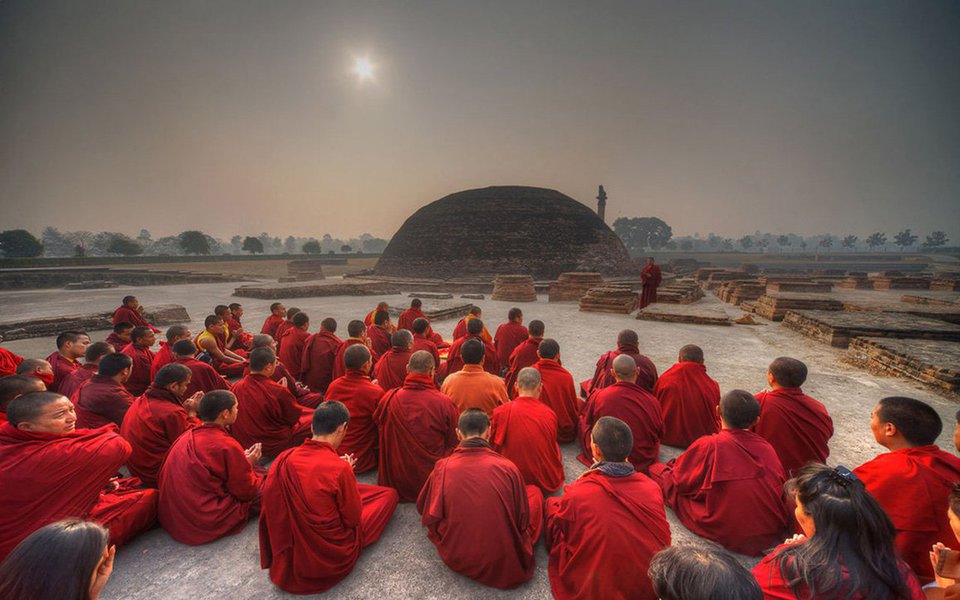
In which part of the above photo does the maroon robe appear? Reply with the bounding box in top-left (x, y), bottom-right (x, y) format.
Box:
top-left (300, 330), bottom-right (343, 393)
top-left (452, 316), bottom-right (492, 342)
top-left (753, 388), bottom-right (833, 476)
top-left (75, 374), bottom-right (135, 429)
top-left (584, 344), bottom-right (658, 396)
top-left (172, 356), bottom-right (230, 398)
top-left (654, 361), bottom-right (721, 448)
top-left (261, 314), bottom-right (284, 338)
top-left (0, 347), bottom-right (23, 377)
top-left (112, 305), bottom-right (159, 332)
top-left (278, 327), bottom-right (310, 380)
top-left (59, 363), bottom-right (97, 400)
top-left (366, 325), bottom-right (392, 358)
top-left (491, 395), bottom-right (564, 493)
top-left (150, 342), bottom-right (174, 379)
top-left (412, 333), bottom-right (441, 369)
top-left (231, 373), bottom-right (313, 457)
top-left (273, 320), bottom-right (295, 352)
top-left (445, 334), bottom-right (500, 376)
top-left (398, 307), bottom-right (427, 332)
top-left (332, 338), bottom-right (376, 381)
top-left (121, 344), bottom-right (156, 396)
top-left (323, 370), bottom-right (384, 473)
top-left (639, 264), bottom-right (662, 309)
top-left (504, 337), bottom-right (542, 398)
top-left (45, 351), bottom-right (81, 394)
top-left (534, 359), bottom-right (581, 443)
top-left (493, 321), bottom-right (529, 371)
top-left (578, 381), bottom-right (663, 472)
top-left (121, 385), bottom-right (200, 487)
top-left (373, 348), bottom-right (413, 391)
top-left (104, 332), bottom-right (129, 351)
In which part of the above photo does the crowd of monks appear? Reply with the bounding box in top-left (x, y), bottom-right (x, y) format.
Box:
top-left (1, 292), bottom-right (960, 598)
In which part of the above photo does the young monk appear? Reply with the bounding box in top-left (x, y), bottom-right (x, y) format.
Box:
top-left (578, 354), bottom-right (663, 473)
top-left (445, 317), bottom-right (500, 376)
top-left (398, 298), bottom-right (426, 332)
top-left (534, 338), bottom-right (581, 443)
top-left (364, 301), bottom-right (391, 327)
top-left (299, 317), bottom-right (341, 393)
top-left (490, 367), bottom-right (564, 493)
top-left (323, 345), bottom-right (384, 473)
top-left (584, 329), bottom-right (658, 396)
top-left (0, 336), bottom-right (23, 377)
top-left (120, 327), bottom-right (156, 396)
top-left (654, 344), bottom-right (721, 448)
top-left (158, 390), bottom-right (265, 546)
top-left (504, 319), bottom-right (545, 398)
top-left (105, 321), bottom-right (134, 354)
top-left (14, 358), bottom-right (54, 388)
top-left (111, 296), bottom-right (159, 332)
top-left (259, 401), bottom-right (399, 594)
top-left (273, 307), bottom-right (301, 352)
top-left (375, 350), bottom-right (459, 502)
top-left (74, 353), bottom-right (134, 429)
top-left (332, 320), bottom-right (377, 380)
top-left (649, 542), bottom-right (763, 600)
top-left (170, 340), bottom-right (229, 398)
top-left (0, 391), bottom-right (158, 560)
top-left (226, 302), bottom-right (253, 351)
top-left (927, 486), bottom-right (960, 598)
top-left (278, 311), bottom-right (310, 379)
top-left (410, 318), bottom-right (441, 367)
top-left (547, 416), bottom-right (671, 600)
top-left (196, 315), bottom-right (246, 377)
top-left (45, 331), bottom-right (90, 393)
top-left (0, 376), bottom-right (44, 424)
top-left (855, 396), bottom-right (960, 581)
top-left (649, 389), bottom-right (789, 556)
top-left (417, 409), bottom-right (543, 589)
top-left (494, 308), bottom-right (528, 374)
top-left (441, 338), bottom-right (509, 417)
top-left (452, 306), bottom-right (492, 342)
top-left (244, 335), bottom-right (321, 407)
top-left (753, 357), bottom-right (834, 476)
top-left (214, 305), bottom-right (239, 350)
top-left (260, 302), bottom-right (286, 338)
top-left (150, 325), bottom-right (192, 378)
top-left (366, 310), bottom-right (393, 358)
top-left (59, 341), bottom-right (113, 401)
top-left (373, 330), bottom-right (415, 391)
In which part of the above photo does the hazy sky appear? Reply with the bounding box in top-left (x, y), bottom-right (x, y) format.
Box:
top-left (1, 1), bottom-right (958, 241)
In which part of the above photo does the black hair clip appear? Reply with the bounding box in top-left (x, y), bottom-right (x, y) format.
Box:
top-left (830, 465), bottom-right (859, 487)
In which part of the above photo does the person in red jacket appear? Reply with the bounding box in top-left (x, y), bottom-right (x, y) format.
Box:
top-left (323, 345), bottom-right (384, 473)
top-left (533, 339), bottom-right (581, 443)
top-left (654, 344), bottom-right (721, 448)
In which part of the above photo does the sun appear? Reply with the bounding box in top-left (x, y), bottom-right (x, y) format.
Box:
top-left (352, 57), bottom-right (375, 82)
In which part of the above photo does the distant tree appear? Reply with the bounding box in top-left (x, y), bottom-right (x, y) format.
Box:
top-left (757, 238), bottom-right (770, 252)
top-left (179, 230), bottom-right (211, 255)
top-left (242, 236), bottom-right (264, 254)
top-left (680, 240), bottom-right (694, 251)
top-left (106, 235), bottom-right (144, 256)
top-left (923, 231), bottom-right (949, 249)
top-left (284, 236), bottom-right (298, 254)
top-left (893, 229), bottom-right (918, 253)
top-left (707, 234), bottom-right (721, 249)
top-left (340, 244), bottom-right (352, 253)
top-left (302, 240), bottom-right (322, 255)
top-left (866, 232), bottom-right (887, 252)
top-left (361, 237), bottom-right (389, 253)
top-left (612, 217), bottom-right (673, 252)
top-left (819, 235), bottom-right (834, 250)
top-left (799, 240), bottom-right (808, 251)
top-left (720, 238), bottom-right (734, 251)
top-left (40, 227), bottom-right (74, 257)
top-left (738, 235), bottom-right (754, 251)
top-left (0, 229), bottom-right (43, 257)
top-left (665, 240), bottom-right (678, 250)
top-left (841, 235), bottom-right (858, 251)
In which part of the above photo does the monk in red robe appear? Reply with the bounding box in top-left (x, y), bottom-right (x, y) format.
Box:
top-left (373, 329), bottom-right (415, 391)
top-left (246, 335), bottom-right (322, 407)
top-left (452, 306), bottom-right (492, 342)
top-left (75, 352), bottom-right (134, 429)
top-left (493, 307), bottom-right (529, 375)
top-left (490, 367), bottom-right (564, 493)
top-left (753, 357), bottom-right (833, 476)
top-left (855, 396), bottom-right (960, 582)
top-left (583, 329), bottom-right (658, 396)
top-left (60, 341), bottom-right (113, 401)
top-left (366, 310), bottom-right (393, 358)
top-left (0, 375), bottom-right (44, 425)
top-left (0, 338), bottom-right (23, 377)
top-left (120, 363), bottom-right (202, 487)
top-left (273, 307), bottom-right (301, 353)
top-left (0, 391), bottom-right (158, 560)
top-left (534, 339), bottom-right (581, 443)
top-left (15, 358), bottom-right (54, 389)
top-left (278, 311), bottom-right (310, 379)
top-left (649, 390), bottom-right (789, 556)
top-left (411, 318), bottom-right (441, 367)
top-left (547, 417), bottom-right (670, 600)
top-left (151, 325), bottom-right (192, 379)
top-left (504, 319), bottom-right (545, 398)
top-left (445, 317), bottom-right (500, 376)
top-left (196, 315), bottom-right (246, 377)
top-left (375, 350), bottom-right (459, 502)
top-left (332, 320), bottom-right (378, 380)
top-left (121, 327), bottom-right (156, 396)
top-left (111, 295), bottom-right (160, 332)
top-left (105, 321), bottom-right (134, 353)
top-left (654, 344), bottom-right (721, 448)
top-left (260, 401), bottom-right (399, 594)
top-left (324, 345), bottom-right (384, 473)
top-left (45, 330), bottom-right (90, 393)
top-left (260, 302), bottom-right (286, 338)
top-left (231, 347), bottom-right (313, 457)
top-left (300, 317), bottom-right (342, 393)
top-left (158, 390), bottom-right (265, 545)
top-left (170, 340), bottom-right (229, 398)
top-left (398, 298), bottom-right (426, 331)
top-left (639, 257), bottom-right (662, 309)
top-left (225, 302), bottom-right (253, 351)
top-left (364, 301), bottom-right (391, 327)
top-left (578, 354), bottom-right (663, 473)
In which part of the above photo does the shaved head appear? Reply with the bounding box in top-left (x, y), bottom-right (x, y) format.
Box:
top-left (516, 367), bottom-right (541, 394)
top-left (538, 338), bottom-right (560, 360)
top-left (528, 320), bottom-right (545, 337)
top-left (678, 344), bottom-right (704, 364)
top-left (592, 416), bottom-right (633, 463)
top-left (720, 390), bottom-right (760, 429)
top-left (466, 318), bottom-right (484, 335)
top-left (612, 354), bottom-right (637, 381)
top-left (408, 350), bottom-right (435, 374)
top-left (391, 329), bottom-right (413, 349)
top-left (617, 329), bottom-right (639, 346)
top-left (344, 344), bottom-right (371, 370)
top-left (251, 334), bottom-right (275, 349)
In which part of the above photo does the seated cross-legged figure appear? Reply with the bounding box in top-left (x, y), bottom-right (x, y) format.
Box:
top-left (299, 318), bottom-right (342, 394)
top-left (170, 339), bottom-right (230, 398)
top-left (583, 329), bottom-right (658, 397)
top-left (410, 318), bottom-right (441, 368)
top-left (323, 344), bottom-right (384, 474)
top-left (444, 318), bottom-right (499, 377)
top-left (372, 330), bottom-right (415, 392)
top-left (493, 308), bottom-right (528, 376)
top-left (150, 325), bottom-right (192, 379)
top-left (441, 338), bottom-right (509, 417)
top-left (196, 315), bottom-right (247, 378)
top-left (503, 319), bottom-right (545, 398)
top-left (654, 344), bottom-right (721, 448)
top-left (533, 339), bottom-right (581, 443)
top-left (277, 312), bottom-right (311, 381)
top-left (74, 352), bottom-right (135, 429)
top-left (121, 327), bottom-right (157, 397)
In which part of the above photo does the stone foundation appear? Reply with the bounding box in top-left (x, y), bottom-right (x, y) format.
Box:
top-left (872, 276), bottom-right (931, 290)
top-left (765, 281), bottom-right (832, 294)
top-left (901, 295), bottom-right (959, 307)
top-left (716, 281), bottom-right (764, 305)
top-left (233, 281), bottom-right (401, 299)
top-left (636, 303), bottom-right (731, 326)
top-left (931, 278), bottom-right (960, 291)
top-left (753, 294), bottom-right (843, 321)
top-left (548, 272), bottom-right (604, 302)
top-left (848, 337), bottom-right (960, 396)
top-left (491, 275), bottom-right (537, 302)
top-left (835, 276), bottom-right (873, 289)
top-left (389, 302), bottom-right (475, 323)
top-left (658, 279), bottom-right (707, 304)
top-left (578, 285), bottom-right (638, 314)
top-left (782, 309), bottom-right (960, 348)
top-left (0, 304), bottom-right (190, 340)
top-left (0, 268), bottom-right (244, 290)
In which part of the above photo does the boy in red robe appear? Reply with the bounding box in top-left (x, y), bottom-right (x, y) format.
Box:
top-left (534, 339), bottom-right (581, 443)
top-left (578, 354), bottom-right (663, 473)
top-left (74, 352), bottom-right (134, 429)
top-left (366, 310), bottom-right (393, 358)
top-left (0, 391), bottom-right (158, 560)
top-left (375, 350), bottom-right (459, 502)
top-left (299, 317), bottom-right (341, 393)
top-left (244, 335), bottom-right (322, 407)
top-left (121, 327), bottom-right (156, 396)
top-left (111, 295), bottom-right (160, 332)
top-left (278, 311), bottom-right (310, 379)
top-left (150, 325), bottom-right (192, 378)
top-left (493, 307), bottom-right (529, 375)
top-left (324, 345), bottom-right (384, 473)
top-left (649, 390), bottom-right (789, 556)
top-left (332, 320), bottom-right (376, 380)
top-left (583, 329), bottom-right (658, 397)
top-left (196, 315), bottom-right (247, 377)
top-left (0, 376), bottom-right (44, 424)
top-left (639, 257), bottom-right (662, 309)
top-left (158, 390), bottom-right (265, 546)
top-left (654, 344), bottom-right (721, 448)
top-left (259, 401), bottom-right (399, 594)
top-left (445, 318), bottom-right (500, 376)
top-left (417, 409), bottom-right (543, 589)
top-left (364, 301), bottom-right (391, 327)
top-left (105, 321), bottom-right (134, 353)
top-left (547, 417), bottom-right (671, 600)
top-left (504, 319), bottom-right (544, 398)
top-left (490, 367), bottom-right (564, 493)
top-left (398, 298), bottom-right (426, 331)
top-left (260, 302), bottom-right (286, 338)
top-left (45, 330), bottom-right (90, 393)
top-left (452, 306), bottom-right (492, 342)
top-left (373, 330), bottom-right (415, 391)
top-left (59, 340), bottom-right (113, 400)
top-left (273, 307), bottom-right (300, 353)
top-left (855, 396), bottom-right (960, 581)
top-left (15, 358), bottom-right (54, 389)
top-left (411, 318), bottom-right (441, 367)
top-left (170, 340), bottom-right (230, 398)
top-left (0, 338), bottom-right (23, 377)
top-left (226, 302), bottom-right (252, 350)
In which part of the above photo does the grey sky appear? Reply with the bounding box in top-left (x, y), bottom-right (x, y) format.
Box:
top-left (1, 1), bottom-right (958, 241)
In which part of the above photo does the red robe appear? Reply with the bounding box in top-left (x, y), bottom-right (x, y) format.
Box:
top-left (584, 344), bottom-right (658, 396)
top-left (172, 356), bottom-right (230, 398)
top-left (504, 337), bottom-right (542, 398)
top-left (241, 360), bottom-right (309, 402)
top-left (261, 314), bottom-right (284, 338)
top-left (0, 347), bottom-right (24, 377)
top-left (0, 423), bottom-right (158, 560)
top-left (150, 341), bottom-right (174, 379)
top-left (59, 363), bottom-right (97, 400)
top-left (452, 316), bottom-right (492, 342)
top-left (374, 373), bottom-right (459, 502)
top-left (274, 320), bottom-right (295, 352)
top-left (445, 334), bottom-right (500, 376)
top-left (278, 327), bottom-right (310, 379)
top-left (412, 333), bottom-right (441, 369)
top-left (417, 441), bottom-right (543, 589)
top-left (753, 387), bottom-right (833, 476)
top-left (534, 359), bottom-right (581, 443)
top-left (398, 307), bottom-right (427, 332)
top-left (120, 385), bottom-right (201, 487)
top-left (105, 332), bottom-right (129, 351)
top-left (121, 344), bottom-right (156, 396)
top-left (259, 439), bottom-right (399, 594)
top-left (654, 362), bottom-right (721, 448)
top-left (373, 348), bottom-right (413, 391)
top-left (230, 373), bottom-right (313, 457)
top-left (491, 395), bottom-right (564, 493)
top-left (75, 374), bottom-right (135, 429)
top-left (112, 305), bottom-right (159, 332)
top-left (366, 325), bottom-right (392, 358)
top-left (855, 446), bottom-right (960, 581)
top-left (578, 381), bottom-right (663, 472)
top-left (45, 351), bottom-right (80, 394)
top-left (158, 423), bottom-right (265, 545)
top-left (300, 330), bottom-right (343, 393)
top-left (226, 317), bottom-right (253, 351)
top-left (324, 370), bottom-right (384, 473)
top-left (332, 338), bottom-right (376, 381)
top-left (639, 264), bottom-right (662, 309)
top-left (649, 428), bottom-right (789, 556)
top-left (197, 331), bottom-right (246, 377)
top-left (546, 470), bottom-right (671, 600)
top-left (493, 321), bottom-right (529, 372)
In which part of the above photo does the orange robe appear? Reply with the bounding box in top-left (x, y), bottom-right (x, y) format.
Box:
top-left (491, 395), bottom-right (564, 493)
top-left (300, 330), bottom-right (343, 393)
top-left (440, 364), bottom-right (509, 417)
top-left (323, 370), bottom-right (384, 473)
top-left (372, 348), bottom-right (414, 391)
top-left (230, 373), bottom-right (313, 457)
top-left (753, 387), bottom-right (833, 476)
top-left (121, 385), bottom-right (200, 487)
top-left (654, 361), bottom-right (721, 448)
top-left (578, 381), bottom-right (663, 473)
top-left (534, 359), bottom-right (581, 443)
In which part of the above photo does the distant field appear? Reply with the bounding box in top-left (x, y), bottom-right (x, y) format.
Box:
top-left (113, 257), bottom-right (380, 279)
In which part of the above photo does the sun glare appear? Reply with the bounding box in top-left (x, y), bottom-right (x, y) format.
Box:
top-left (352, 57), bottom-right (375, 82)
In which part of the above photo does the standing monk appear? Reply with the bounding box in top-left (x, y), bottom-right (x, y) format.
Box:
top-left (534, 339), bottom-right (581, 443)
top-left (504, 319), bottom-right (545, 398)
top-left (323, 345), bottom-right (384, 473)
top-left (60, 341), bottom-right (113, 400)
top-left (332, 320), bottom-right (377, 380)
top-left (111, 295), bottom-right (160, 332)
top-left (196, 315), bottom-right (246, 377)
top-left (411, 318), bottom-right (441, 368)
top-left (121, 327), bottom-right (156, 396)
top-left (373, 330), bottom-right (415, 392)
top-left (452, 306), bottom-right (492, 342)
top-left (105, 322), bottom-right (134, 354)
top-left (654, 344), bottom-right (721, 448)
top-left (259, 401), bottom-right (399, 594)
top-left (441, 338), bottom-right (509, 417)
top-left (278, 311), bottom-right (310, 380)
top-left (74, 353), bottom-right (134, 429)
top-left (150, 325), bottom-right (192, 379)
top-left (493, 308), bottom-right (528, 375)
top-left (639, 257), bottom-right (662, 309)
top-left (45, 331), bottom-right (90, 393)
top-left (366, 311), bottom-right (393, 358)
top-left (260, 302), bottom-right (286, 339)
top-left (445, 318), bottom-right (500, 376)
top-left (584, 329), bottom-right (658, 397)
top-left (170, 340), bottom-right (230, 398)
top-left (299, 317), bottom-right (341, 393)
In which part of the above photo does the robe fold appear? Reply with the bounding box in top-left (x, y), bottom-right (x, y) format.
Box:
top-left (373, 348), bottom-right (414, 391)
top-left (452, 315), bottom-right (492, 343)
top-left (584, 343), bottom-right (658, 397)
top-left (332, 338), bottom-right (376, 381)
top-left (654, 361), bottom-right (721, 448)
top-left (121, 344), bottom-right (156, 396)
top-left (158, 423), bottom-right (265, 545)
top-left (416, 443), bottom-right (542, 589)
top-left (504, 337), bottom-right (542, 398)
top-left (59, 363), bottom-right (98, 400)
top-left (278, 327), bottom-right (310, 380)
top-left (546, 470), bottom-right (671, 600)
top-left (753, 387), bottom-right (833, 476)
top-left (121, 386), bottom-right (201, 487)
top-left (261, 314), bottom-right (285, 338)
top-left (75, 374), bottom-right (135, 429)
top-left (412, 333), bottom-right (441, 369)
top-left (494, 321), bottom-right (529, 373)
top-left (323, 370), bottom-right (384, 473)
top-left (150, 341), bottom-right (175, 378)
top-left (577, 381), bottom-right (663, 473)
top-left (534, 359), bottom-right (581, 443)
top-left (300, 330), bottom-right (343, 393)
top-left (231, 373), bottom-right (313, 457)
top-left (366, 325), bottom-right (392, 358)
top-left (0, 347), bottom-right (24, 377)
top-left (172, 356), bottom-right (230, 398)
top-left (639, 264), bottom-right (662, 309)
top-left (112, 305), bottom-right (159, 331)
top-left (273, 320), bottom-right (296, 352)
top-left (445, 334), bottom-right (500, 376)
top-left (105, 332), bottom-right (129, 351)
top-left (374, 373), bottom-right (459, 502)
top-left (259, 439), bottom-right (399, 594)
top-left (226, 317), bottom-right (253, 351)
top-left (45, 351), bottom-right (80, 393)
top-left (490, 396), bottom-right (564, 493)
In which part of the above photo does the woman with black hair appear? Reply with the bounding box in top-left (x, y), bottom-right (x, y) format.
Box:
top-left (752, 463), bottom-right (924, 600)
top-left (0, 519), bottom-right (114, 600)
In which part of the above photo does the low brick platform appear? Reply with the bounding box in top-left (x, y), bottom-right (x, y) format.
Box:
top-left (872, 276), bottom-right (931, 290)
top-left (782, 309), bottom-right (960, 348)
top-left (636, 302), bottom-right (731, 326)
top-left (0, 304), bottom-right (190, 340)
top-left (233, 281), bottom-right (400, 299)
top-left (548, 272), bottom-right (604, 302)
top-left (716, 281), bottom-right (764, 305)
top-left (579, 285), bottom-right (638, 314)
top-left (848, 337), bottom-right (960, 396)
top-left (657, 279), bottom-right (706, 304)
top-left (492, 275), bottom-right (537, 302)
top-left (836, 276), bottom-right (874, 289)
top-left (753, 294), bottom-right (844, 321)
top-left (932, 278), bottom-right (960, 291)
top-left (901, 295), bottom-right (959, 306)
top-left (766, 281), bottom-right (832, 294)
top-left (408, 292), bottom-right (454, 300)
top-left (842, 301), bottom-right (960, 325)
top-left (389, 301), bottom-right (474, 323)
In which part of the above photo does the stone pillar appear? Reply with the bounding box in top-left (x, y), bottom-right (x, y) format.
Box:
top-left (596, 185), bottom-right (607, 223)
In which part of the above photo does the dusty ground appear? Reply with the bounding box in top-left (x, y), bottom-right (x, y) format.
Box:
top-left (1, 280), bottom-right (959, 599)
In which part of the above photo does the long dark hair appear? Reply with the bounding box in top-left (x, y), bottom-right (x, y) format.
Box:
top-left (0, 519), bottom-right (109, 600)
top-left (775, 464), bottom-right (912, 600)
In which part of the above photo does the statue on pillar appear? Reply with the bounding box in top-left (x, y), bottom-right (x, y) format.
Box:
top-left (596, 185), bottom-right (607, 223)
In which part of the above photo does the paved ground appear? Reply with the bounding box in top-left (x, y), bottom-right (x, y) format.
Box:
top-left (2, 280), bottom-right (959, 599)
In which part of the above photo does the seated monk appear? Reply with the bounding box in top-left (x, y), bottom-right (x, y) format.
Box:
top-left (411, 318), bottom-right (441, 367)
top-left (490, 367), bottom-right (564, 493)
top-left (578, 354), bottom-right (663, 473)
top-left (0, 336), bottom-right (23, 377)
top-left (230, 347), bottom-right (313, 458)
top-left (654, 344), bottom-right (721, 448)
top-left (213, 305), bottom-right (240, 351)
top-left (74, 353), bottom-right (134, 429)
top-left (245, 335), bottom-right (322, 407)
top-left (260, 302), bottom-right (286, 339)
top-left (954, 409), bottom-right (960, 454)
top-left (504, 319), bottom-right (545, 398)
top-left (300, 317), bottom-right (342, 393)
top-left (273, 307), bottom-right (301, 353)
top-left (120, 364), bottom-right (202, 487)
top-left (534, 339), bottom-right (581, 443)
top-left (366, 310), bottom-right (393, 358)
top-left (854, 396), bottom-right (960, 582)
top-left (364, 301), bottom-right (393, 328)
top-left (649, 542), bottom-right (763, 600)
top-left (375, 350), bottom-right (459, 502)
top-left (15, 358), bottom-right (54, 389)
top-left (0, 391), bottom-right (158, 560)
top-left (225, 302), bottom-right (253, 350)
top-left (445, 318), bottom-right (500, 377)
top-left (0, 376), bottom-right (44, 424)
top-left (547, 417), bottom-right (671, 600)
top-left (60, 341), bottom-right (113, 401)
top-left (150, 325), bottom-right (192, 379)
top-left (493, 307), bottom-right (528, 376)
top-left (105, 321), bottom-right (134, 354)
top-left (111, 295), bottom-right (160, 332)
top-left (278, 311), bottom-right (310, 380)
top-left (170, 340), bottom-right (229, 397)
top-left (398, 298), bottom-right (425, 332)
top-left (323, 345), bottom-right (384, 473)
top-left (46, 330), bottom-right (90, 393)
top-left (158, 390), bottom-right (265, 546)
top-left (649, 390), bottom-right (789, 556)
top-left (582, 329), bottom-right (658, 397)
top-left (332, 320), bottom-right (378, 380)
top-left (452, 306), bottom-right (492, 342)
top-left (121, 327), bottom-right (156, 396)
top-left (259, 401), bottom-right (399, 594)
top-left (196, 315), bottom-right (246, 377)
top-left (417, 409), bottom-right (543, 589)
top-left (373, 329), bottom-right (415, 391)
top-left (441, 338), bottom-right (509, 416)
top-left (753, 357), bottom-right (834, 477)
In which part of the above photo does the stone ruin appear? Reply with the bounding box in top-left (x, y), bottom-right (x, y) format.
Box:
top-left (0, 305), bottom-right (190, 341)
top-left (548, 272), bottom-right (605, 302)
top-left (578, 285), bottom-right (638, 314)
top-left (491, 275), bottom-right (537, 302)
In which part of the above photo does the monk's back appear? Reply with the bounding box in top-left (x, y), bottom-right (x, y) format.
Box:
top-left (380, 386), bottom-right (456, 456)
top-left (754, 388), bottom-right (833, 475)
top-left (491, 397), bottom-right (563, 493)
top-left (655, 361), bottom-right (720, 448)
